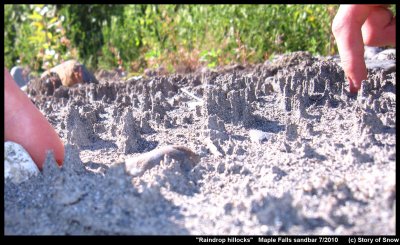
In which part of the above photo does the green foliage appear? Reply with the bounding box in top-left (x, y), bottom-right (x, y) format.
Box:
top-left (389, 5), bottom-right (396, 15)
top-left (27, 5), bottom-right (73, 70)
top-left (56, 4), bottom-right (124, 70)
top-left (200, 49), bottom-right (222, 68)
top-left (4, 4), bottom-right (74, 72)
top-left (99, 5), bottom-right (146, 71)
top-left (5, 4), bottom-right (340, 74)
top-left (4, 5), bottom-right (16, 69)
top-left (4, 5), bottom-right (33, 69)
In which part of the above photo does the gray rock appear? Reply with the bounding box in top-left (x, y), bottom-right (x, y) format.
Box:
top-left (372, 49), bottom-right (396, 61)
top-left (364, 46), bottom-right (383, 60)
top-left (365, 60), bottom-right (396, 72)
top-left (10, 66), bottom-right (29, 88)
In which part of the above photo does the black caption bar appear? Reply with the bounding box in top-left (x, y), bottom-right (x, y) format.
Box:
top-left (192, 236), bottom-right (399, 244)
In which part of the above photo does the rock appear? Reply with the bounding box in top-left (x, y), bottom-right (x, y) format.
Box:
top-left (41, 60), bottom-right (98, 87)
top-left (365, 60), bottom-right (396, 72)
top-left (364, 46), bottom-right (383, 60)
top-left (10, 66), bottom-right (29, 88)
top-left (365, 48), bottom-right (396, 73)
top-left (249, 129), bottom-right (272, 143)
top-left (4, 141), bottom-right (40, 184)
top-left (372, 49), bottom-right (396, 61)
top-left (125, 145), bottom-right (200, 177)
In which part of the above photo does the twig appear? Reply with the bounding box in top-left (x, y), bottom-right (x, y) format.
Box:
top-left (180, 87), bottom-right (204, 103)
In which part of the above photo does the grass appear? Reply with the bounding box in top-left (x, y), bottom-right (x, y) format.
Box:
top-left (5, 4), bottom-right (340, 74)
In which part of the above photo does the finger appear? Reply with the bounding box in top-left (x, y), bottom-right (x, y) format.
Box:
top-left (362, 7), bottom-right (396, 47)
top-left (332, 5), bottom-right (372, 92)
top-left (4, 68), bottom-right (65, 169)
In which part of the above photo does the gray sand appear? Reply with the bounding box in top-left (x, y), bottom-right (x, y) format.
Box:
top-left (5, 51), bottom-right (396, 235)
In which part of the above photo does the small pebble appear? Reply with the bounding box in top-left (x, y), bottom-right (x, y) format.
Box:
top-left (10, 66), bottom-right (29, 87)
top-left (249, 129), bottom-right (272, 143)
top-left (4, 141), bottom-right (40, 184)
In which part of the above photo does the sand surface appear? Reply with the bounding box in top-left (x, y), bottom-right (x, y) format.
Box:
top-left (5, 51), bottom-right (396, 235)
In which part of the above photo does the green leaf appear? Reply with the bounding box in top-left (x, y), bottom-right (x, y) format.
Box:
top-left (28, 12), bottom-right (42, 21)
top-left (31, 21), bottom-right (44, 29)
top-left (207, 61), bottom-right (216, 68)
top-left (48, 17), bottom-right (58, 24)
top-left (28, 36), bottom-right (41, 43)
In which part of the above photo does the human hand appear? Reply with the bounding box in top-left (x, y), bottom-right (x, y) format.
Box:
top-left (332, 4), bottom-right (396, 93)
top-left (4, 67), bottom-right (65, 169)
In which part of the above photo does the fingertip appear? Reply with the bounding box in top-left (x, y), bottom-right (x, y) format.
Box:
top-left (33, 132), bottom-right (65, 170)
top-left (341, 58), bottom-right (367, 94)
top-left (54, 140), bottom-right (65, 167)
top-left (348, 77), bottom-right (361, 93)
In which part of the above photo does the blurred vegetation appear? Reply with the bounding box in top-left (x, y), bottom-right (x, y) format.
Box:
top-left (5, 4), bottom-right (343, 75)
